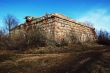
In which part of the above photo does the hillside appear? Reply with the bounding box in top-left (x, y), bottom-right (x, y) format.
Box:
top-left (0, 45), bottom-right (110, 73)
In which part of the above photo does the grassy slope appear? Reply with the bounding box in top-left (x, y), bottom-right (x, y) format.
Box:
top-left (0, 53), bottom-right (76, 73)
top-left (0, 45), bottom-right (110, 73)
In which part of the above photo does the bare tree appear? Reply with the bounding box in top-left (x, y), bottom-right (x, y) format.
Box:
top-left (4, 14), bottom-right (19, 37)
top-left (97, 30), bottom-right (110, 45)
top-left (0, 28), bottom-right (6, 39)
top-left (0, 30), bottom-right (4, 37)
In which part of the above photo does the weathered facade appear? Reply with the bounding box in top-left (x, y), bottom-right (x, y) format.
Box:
top-left (11, 13), bottom-right (96, 43)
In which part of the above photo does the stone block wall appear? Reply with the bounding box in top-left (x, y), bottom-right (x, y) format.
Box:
top-left (11, 13), bottom-right (96, 43)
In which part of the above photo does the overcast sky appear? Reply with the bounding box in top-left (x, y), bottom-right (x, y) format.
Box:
top-left (0, 0), bottom-right (110, 32)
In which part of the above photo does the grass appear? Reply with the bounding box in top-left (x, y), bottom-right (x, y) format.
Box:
top-left (23, 43), bottom-right (104, 54)
top-left (0, 44), bottom-right (110, 73)
top-left (0, 53), bottom-right (74, 73)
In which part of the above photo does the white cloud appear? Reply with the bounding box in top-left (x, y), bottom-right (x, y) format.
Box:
top-left (77, 9), bottom-right (110, 32)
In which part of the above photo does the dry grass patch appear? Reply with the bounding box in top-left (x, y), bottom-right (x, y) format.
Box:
top-left (0, 53), bottom-right (74, 73)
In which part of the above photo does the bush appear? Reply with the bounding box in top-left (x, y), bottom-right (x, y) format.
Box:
top-left (26, 29), bottom-right (47, 47)
top-left (97, 30), bottom-right (110, 45)
top-left (12, 28), bottom-right (47, 51)
top-left (0, 30), bottom-right (11, 49)
top-left (0, 26), bottom-right (48, 50)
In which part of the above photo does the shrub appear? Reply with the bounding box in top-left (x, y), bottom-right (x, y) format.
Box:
top-left (97, 30), bottom-right (110, 45)
top-left (25, 31), bottom-right (46, 47)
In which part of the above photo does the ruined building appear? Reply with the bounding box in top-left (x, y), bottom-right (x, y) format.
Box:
top-left (11, 13), bottom-right (96, 43)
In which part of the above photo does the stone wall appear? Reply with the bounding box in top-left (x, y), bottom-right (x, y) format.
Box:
top-left (11, 13), bottom-right (96, 43)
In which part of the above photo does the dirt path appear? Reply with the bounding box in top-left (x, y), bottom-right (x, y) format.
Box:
top-left (48, 46), bottom-right (110, 73)
top-left (1, 53), bottom-right (71, 64)
top-left (0, 46), bottom-right (110, 73)
top-left (15, 53), bottom-right (71, 62)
